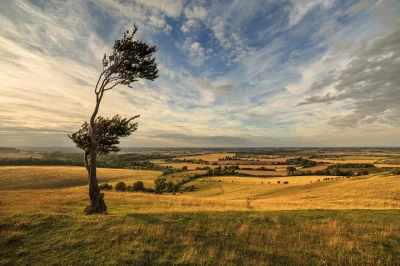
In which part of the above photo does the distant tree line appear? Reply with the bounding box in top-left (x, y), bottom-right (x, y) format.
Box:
top-left (101, 172), bottom-right (204, 194)
top-left (285, 157), bottom-right (317, 168)
top-left (0, 152), bottom-right (174, 169)
top-left (287, 163), bottom-right (383, 176)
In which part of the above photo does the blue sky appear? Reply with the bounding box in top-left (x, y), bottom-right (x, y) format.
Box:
top-left (0, 0), bottom-right (399, 147)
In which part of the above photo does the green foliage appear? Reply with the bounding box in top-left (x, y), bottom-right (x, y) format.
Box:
top-left (286, 157), bottom-right (317, 168)
top-left (144, 188), bottom-right (155, 193)
top-left (286, 166), bottom-right (296, 172)
top-left (391, 168), bottom-right (400, 175)
top-left (68, 115), bottom-right (139, 155)
top-left (100, 183), bottom-right (113, 190)
top-left (327, 163), bottom-right (376, 169)
top-left (154, 178), bottom-right (167, 193)
top-left (115, 182), bottom-right (126, 191)
top-left (132, 181), bottom-right (144, 191)
top-left (184, 185), bottom-right (195, 192)
top-left (103, 24), bottom-right (158, 86)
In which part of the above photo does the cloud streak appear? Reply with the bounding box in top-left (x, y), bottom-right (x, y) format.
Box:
top-left (0, 0), bottom-right (399, 147)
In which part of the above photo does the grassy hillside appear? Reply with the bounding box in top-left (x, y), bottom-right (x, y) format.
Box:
top-left (1, 210), bottom-right (399, 265)
top-left (0, 166), bottom-right (399, 265)
top-left (0, 166), bottom-right (162, 190)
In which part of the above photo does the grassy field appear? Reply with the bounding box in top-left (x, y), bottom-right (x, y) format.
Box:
top-left (1, 166), bottom-right (400, 265)
top-left (0, 166), bottom-right (162, 190)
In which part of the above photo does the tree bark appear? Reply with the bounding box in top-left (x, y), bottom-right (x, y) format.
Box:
top-left (84, 93), bottom-right (107, 215)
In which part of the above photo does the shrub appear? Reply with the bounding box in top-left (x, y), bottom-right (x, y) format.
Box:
top-left (126, 185), bottom-right (133, 192)
top-left (100, 183), bottom-right (113, 190)
top-left (132, 181), bottom-right (145, 191)
top-left (277, 181), bottom-right (281, 184)
top-left (286, 166), bottom-right (296, 172)
top-left (391, 168), bottom-right (400, 175)
top-left (246, 197), bottom-right (255, 209)
top-left (283, 181), bottom-right (289, 184)
top-left (184, 185), bottom-right (195, 192)
top-left (357, 170), bottom-right (369, 176)
top-left (154, 177), bottom-right (167, 193)
top-left (144, 188), bottom-right (155, 193)
top-left (115, 182), bottom-right (126, 191)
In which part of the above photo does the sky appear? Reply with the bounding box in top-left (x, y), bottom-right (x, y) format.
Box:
top-left (0, 0), bottom-right (399, 148)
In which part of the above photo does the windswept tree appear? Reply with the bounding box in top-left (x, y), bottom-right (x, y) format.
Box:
top-left (69, 24), bottom-right (158, 214)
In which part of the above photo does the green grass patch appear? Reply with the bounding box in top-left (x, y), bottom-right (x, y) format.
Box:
top-left (1, 210), bottom-right (399, 265)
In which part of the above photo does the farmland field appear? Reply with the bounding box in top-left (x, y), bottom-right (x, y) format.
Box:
top-left (177, 152), bottom-right (236, 161)
top-left (236, 169), bottom-right (286, 176)
top-left (1, 149), bottom-right (400, 265)
top-left (0, 166), bottom-right (162, 190)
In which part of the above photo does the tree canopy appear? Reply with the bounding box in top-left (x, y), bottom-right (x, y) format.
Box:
top-left (69, 115), bottom-right (139, 155)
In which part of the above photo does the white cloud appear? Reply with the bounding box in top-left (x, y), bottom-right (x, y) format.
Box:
top-left (180, 19), bottom-right (199, 33)
top-left (287, 0), bottom-right (334, 27)
top-left (136, 0), bottom-right (183, 18)
top-left (184, 6), bottom-right (208, 20)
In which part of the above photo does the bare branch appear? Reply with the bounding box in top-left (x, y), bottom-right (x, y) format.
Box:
top-left (104, 82), bottom-right (120, 91)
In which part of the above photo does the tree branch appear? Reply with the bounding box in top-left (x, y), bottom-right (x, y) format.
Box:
top-left (104, 81), bottom-right (120, 91)
top-left (94, 70), bottom-right (106, 95)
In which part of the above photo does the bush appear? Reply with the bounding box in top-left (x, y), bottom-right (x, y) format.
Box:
top-left (286, 166), bottom-right (296, 172)
top-left (184, 185), bottom-right (195, 192)
top-left (115, 182), bottom-right (127, 191)
top-left (357, 170), bottom-right (369, 176)
top-left (126, 185), bottom-right (133, 192)
top-left (391, 168), bottom-right (400, 175)
top-left (154, 178), bottom-right (167, 193)
top-left (283, 181), bottom-right (289, 184)
top-left (277, 181), bottom-right (281, 184)
top-left (144, 188), bottom-right (155, 193)
top-left (100, 183), bottom-right (113, 190)
top-left (133, 181), bottom-right (145, 191)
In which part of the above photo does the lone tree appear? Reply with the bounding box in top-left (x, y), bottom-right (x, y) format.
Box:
top-left (69, 25), bottom-right (158, 214)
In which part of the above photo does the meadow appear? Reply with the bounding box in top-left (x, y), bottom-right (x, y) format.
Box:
top-left (1, 149), bottom-right (400, 265)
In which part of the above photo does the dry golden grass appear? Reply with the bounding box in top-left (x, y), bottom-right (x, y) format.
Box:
top-left (185, 174), bottom-right (400, 210)
top-left (0, 166), bottom-right (161, 190)
top-left (314, 158), bottom-right (379, 164)
top-left (375, 164), bottom-right (400, 168)
top-left (1, 173), bottom-right (399, 213)
top-left (1, 166), bottom-right (399, 265)
top-left (1, 166), bottom-right (399, 212)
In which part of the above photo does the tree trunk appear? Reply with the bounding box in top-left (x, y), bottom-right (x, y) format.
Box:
top-left (84, 97), bottom-right (107, 215)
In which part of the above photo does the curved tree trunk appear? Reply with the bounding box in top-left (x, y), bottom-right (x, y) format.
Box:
top-left (84, 96), bottom-right (107, 215)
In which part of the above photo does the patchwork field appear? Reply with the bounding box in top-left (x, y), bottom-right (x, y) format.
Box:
top-left (177, 152), bottom-right (236, 162)
top-left (1, 149), bottom-right (400, 265)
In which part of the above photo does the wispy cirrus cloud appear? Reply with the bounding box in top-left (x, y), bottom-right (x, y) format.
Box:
top-left (0, 0), bottom-right (399, 147)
